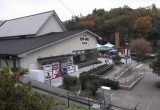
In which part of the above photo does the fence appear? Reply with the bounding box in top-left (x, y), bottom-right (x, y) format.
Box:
top-left (114, 65), bottom-right (130, 79)
top-left (118, 72), bottom-right (143, 86)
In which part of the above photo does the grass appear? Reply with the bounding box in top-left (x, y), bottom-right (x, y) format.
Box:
top-left (34, 88), bottom-right (95, 110)
top-left (60, 83), bottom-right (100, 99)
top-left (81, 89), bottom-right (100, 99)
top-left (51, 94), bottom-right (95, 110)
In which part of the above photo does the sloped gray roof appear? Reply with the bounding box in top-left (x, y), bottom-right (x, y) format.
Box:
top-left (0, 29), bottom-right (91, 56)
top-left (0, 11), bottom-right (55, 38)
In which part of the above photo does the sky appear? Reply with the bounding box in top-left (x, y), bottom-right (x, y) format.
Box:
top-left (0, 0), bottom-right (160, 21)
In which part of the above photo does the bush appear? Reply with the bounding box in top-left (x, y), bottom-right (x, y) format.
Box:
top-left (112, 55), bottom-right (122, 65)
top-left (101, 79), bottom-right (119, 90)
top-left (112, 55), bottom-right (121, 61)
top-left (72, 76), bottom-right (78, 84)
top-left (79, 72), bottom-right (88, 90)
top-left (156, 82), bottom-right (160, 88)
top-left (63, 75), bottom-right (78, 90)
top-left (113, 60), bottom-right (124, 65)
top-left (89, 80), bottom-right (99, 96)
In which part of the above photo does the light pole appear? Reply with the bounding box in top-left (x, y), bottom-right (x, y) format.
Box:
top-left (125, 43), bottom-right (129, 65)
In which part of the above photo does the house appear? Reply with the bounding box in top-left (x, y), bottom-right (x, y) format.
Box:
top-left (0, 11), bottom-right (101, 78)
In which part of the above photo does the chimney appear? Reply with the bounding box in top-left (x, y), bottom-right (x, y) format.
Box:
top-left (115, 32), bottom-right (120, 49)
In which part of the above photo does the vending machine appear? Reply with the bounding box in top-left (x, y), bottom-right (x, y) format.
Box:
top-left (61, 61), bottom-right (68, 76)
top-left (52, 62), bottom-right (61, 78)
top-left (43, 64), bottom-right (52, 80)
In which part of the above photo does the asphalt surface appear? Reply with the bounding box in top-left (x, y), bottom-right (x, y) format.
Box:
top-left (110, 63), bottom-right (160, 110)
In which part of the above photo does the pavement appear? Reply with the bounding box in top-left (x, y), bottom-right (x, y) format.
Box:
top-left (109, 63), bottom-right (160, 110)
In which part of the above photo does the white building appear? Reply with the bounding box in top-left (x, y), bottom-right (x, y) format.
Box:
top-left (0, 11), bottom-right (101, 73)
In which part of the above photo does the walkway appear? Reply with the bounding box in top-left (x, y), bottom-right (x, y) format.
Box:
top-left (110, 63), bottom-right (160, 110)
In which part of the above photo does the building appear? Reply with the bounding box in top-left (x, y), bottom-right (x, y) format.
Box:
top-left (0, 10), bottom-right (101, 78)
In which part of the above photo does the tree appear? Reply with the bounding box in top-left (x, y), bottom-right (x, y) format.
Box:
top-left (64, 4), bottom-right (160, 50)
top-left (130, 38), bottom-right (152, 61)
top-left (0, 67), bottom-right (53, 110)
top-left (150, 41), bottom-right (160, 76)
top-left (133, 16), bottom-right (152, 38)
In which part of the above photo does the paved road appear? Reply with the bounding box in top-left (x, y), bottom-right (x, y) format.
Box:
top-left (110, 63), bottom-right (160, 110)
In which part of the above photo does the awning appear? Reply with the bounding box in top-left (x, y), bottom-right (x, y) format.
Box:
top-left (109, 49), bottom-right (117, 53)
top-left (97, 44), bottom-right (103, 48)
top-left (103, 42), bottom-right (114, 48)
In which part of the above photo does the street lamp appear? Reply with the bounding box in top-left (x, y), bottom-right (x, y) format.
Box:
top-left (125, 43), bottom-right (129, 65)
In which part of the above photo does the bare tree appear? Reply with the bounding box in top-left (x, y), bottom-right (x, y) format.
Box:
top-left (130, 38), bottom-right (152, 61)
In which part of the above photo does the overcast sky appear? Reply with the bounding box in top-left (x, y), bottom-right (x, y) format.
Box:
top-left (0, 0), bottom-right (160, 21)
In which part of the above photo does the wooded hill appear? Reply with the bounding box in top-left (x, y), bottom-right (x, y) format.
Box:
top-left (64, 4), bottom-right (160, 50)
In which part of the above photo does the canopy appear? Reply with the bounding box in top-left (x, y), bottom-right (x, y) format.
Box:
top-left (109, 49), bottom-right (118, 53)
top-left (97, 43), bottom-right (110, 50)
top-left (103, 42), bottom-right (114, 48)
top-left (97, 44), bottom-right (103, 48)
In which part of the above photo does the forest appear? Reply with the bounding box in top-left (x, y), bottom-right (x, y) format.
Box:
top-left (64, 4), bottom-right (160, 50)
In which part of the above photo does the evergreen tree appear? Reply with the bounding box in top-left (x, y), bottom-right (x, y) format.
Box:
top-left (150, 41), bottom-right (160, 76)
top-left (0, 67), bottom-right (53, 110)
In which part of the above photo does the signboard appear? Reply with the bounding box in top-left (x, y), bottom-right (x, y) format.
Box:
top-left (44, 64), bottom-right (52, 80)
top-left (52, 62), bottom-right (61, 78)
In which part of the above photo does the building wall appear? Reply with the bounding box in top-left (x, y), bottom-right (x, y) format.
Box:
top-left (20, 32), bottom-right (97, 69)
top-left (0, 59), bottom-right (19, 68)
top-left (36, 15), bottom-right (65, 36)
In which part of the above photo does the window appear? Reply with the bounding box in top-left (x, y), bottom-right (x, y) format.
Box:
top-left (80, 54), bottom-right (85, 61)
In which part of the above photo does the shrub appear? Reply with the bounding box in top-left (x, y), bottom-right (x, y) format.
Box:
top-left (112, 55), bottom-right (121, 61)
top-left (62, 75), bottom-right (78, 90)
top-left (72, 76), bottom-right (78, 84)
top-left (79, 72), bottom-right (88, 90)
top-left (89, 80), bottom-right (99, 96)
top-left (113, 60), bottom-right (124, 65)
top-left (156, 82), bottom-right (160, 88)
top-left (112, 55), bottom-right (122, 65)
top-left (102, 79), bottom-right (119, 90)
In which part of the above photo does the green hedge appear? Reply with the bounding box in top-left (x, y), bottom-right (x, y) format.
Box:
top-left (101, 79), bottom-right (119, 90)
top-left (79, 64), bottom-right (119, 96)
top-left (112, 55), bottom-right (121, 61)
top-left (62, 75), bottom-right (78, 90)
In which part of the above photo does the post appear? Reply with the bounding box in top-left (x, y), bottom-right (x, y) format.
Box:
top-left (101, 86), bottom-right (111, 108)
top-left (50, 79), bottom-right (52, 86)
top-left (88, 97), bottom-right (90, 110)
top-left (103, 89), bottom-right (105, 106)
top-left (125, 43), bottom-right (129, 65)
top-left (126, 57), bottom-right (127, 65)
top-left (67, 92), bottom-right (70, 107)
